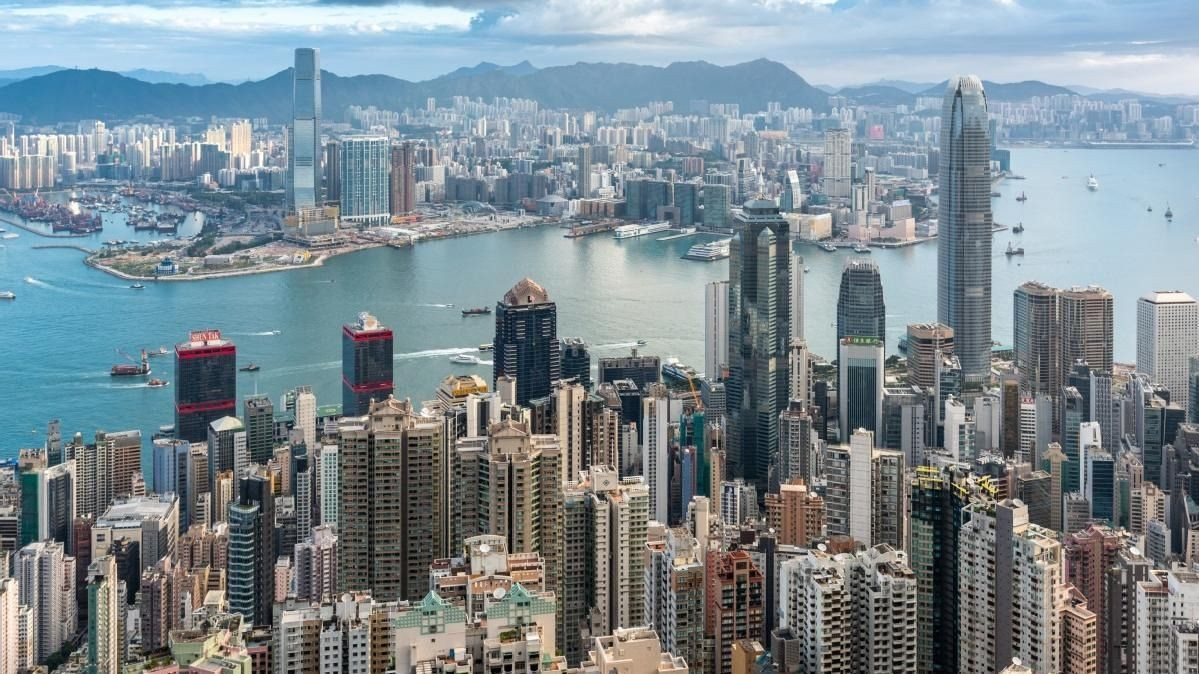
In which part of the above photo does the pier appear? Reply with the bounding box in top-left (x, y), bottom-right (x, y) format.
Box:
top-left (563, 221), bottom-right (617, 238)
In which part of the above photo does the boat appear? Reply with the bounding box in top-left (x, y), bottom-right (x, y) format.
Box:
top-left (461, 307), bottom-right (492, 316)
top-left (147, 346), bottom-right (169, 357)
top-left (613, 222), bottom-right (671, 239)
top-left (0, 291), bottom-right (14, 300)
top-left (450, 354), bottom-right (481, 365)
top-left (1147, 206), bottom-right (1153, 212)
top-left (0, 232), bottom-right (17, 240)
top-left (662, 357), bottom-right (701, 387)
top-left (636, 339), bottom-right (648, 346)
top-left (682, 239), bottom-right (731, 261)
top-left (478, 343), bottom-right (493, 352)
top-left (147, 379), bottom-right (169, 388)
top-left (111, 349), bottom-right (151, 377)
top-left (804, 266), bottom-right (811, 273)
top-left (990, 191), bottom-right (1001, 198)
top-left (1012, 222), bottom-right (1025, 233)
top-left (1015, 191), bottom-right (1028, 202)
top-left (1087, 174), bottom-right (1099, 191)
top-left (1165, 205), bottom-right (1174, 220)
top-left (852, 243), bottom-right (871, 254)
top-left (820, 242), bottom-right (837, 252)
top-left (239, 363), bottom-right (260, 372)
top-left (1005, 242), bottom-right (1025, 256)
top-left (130, 283), bottom-right (145, 290)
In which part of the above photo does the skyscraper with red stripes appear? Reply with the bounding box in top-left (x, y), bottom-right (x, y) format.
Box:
top-left (342, 312), bottom-right (394, 416)
top-left (174, 330), bottom-right (237, 442)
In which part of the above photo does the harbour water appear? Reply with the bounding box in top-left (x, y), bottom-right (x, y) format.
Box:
top-left (0, 147), bottom-right (1196, 456)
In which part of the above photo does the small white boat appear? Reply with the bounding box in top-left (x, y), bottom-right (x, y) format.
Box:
top-left (852, 243), bottom-right (871, 254)
top-left (1087, 174), bottom-right (1099, 191)
top-left (478, 343), bottom-right (493, 352)
top-left (450, 354), bottom-right (481, 365)
top-left (0, 291), bottom-right (14, 300)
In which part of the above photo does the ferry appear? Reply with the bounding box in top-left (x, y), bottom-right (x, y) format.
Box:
top-left (1165, 205), bottom-right (1174, 221)
top-left (0, 291), bottom-right (15, 300)
top-left (636, 339), bottom-right (648, 346)
top-left (820, 242), bottom-right (837, 252)
top-left (461, 307), bottom-right (492, 316)
top-left (130, 283), bottom-right (145, 290)
top-left (1012, 222), bottom-right (1025, 233)
top-left (147, 346), bottom-right (169, 357)
top-left (239, 363), bottom-right (260, 372)
top-left (1005, 242), bottom-right (1025, 256)
top-left (682, 239), bottom-right (730, 261)
top-left (852, 243), bottom-right (871, 254)
top-left (1087, 174), bottom-right (1099, 191)
top-left (450, 354), bottom-right (481, 365)
top-left (662, 357), bottom-right (701, 387)
top-left (147, 379), bottom-right (169, 388)
top-left (613, 222), bottom-right (671, 239)
top-left (478, 343), bottom-right (493, 352)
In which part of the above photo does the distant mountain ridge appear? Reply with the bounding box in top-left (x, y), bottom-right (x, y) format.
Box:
top-left (0, 65), bottom-right (211, 86)
top-left (0, 58), bottom-right (830, 123)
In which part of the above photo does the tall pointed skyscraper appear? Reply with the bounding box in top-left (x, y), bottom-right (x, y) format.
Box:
top-left (727, 199), bottom-right (791, 491)
top-left (938, 75), bottom-right (992, 385)
top-left (494, 278), bottom-right (560, 406)
top-left (288, 47), bottom-right (321, 212)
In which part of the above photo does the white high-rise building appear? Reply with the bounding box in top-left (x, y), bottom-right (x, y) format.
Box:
top-left (296, 389), bottom-right (317, 448)
top-left (958, 499), bottom-right (1065, 674)
top-left (1135, 567), bottom-right (1199, 674)
top-left (641, 384), bottom-right (672, 524)
top-left (642, 527), bottom-right (705, 673)
top-left (1018, 397), bottom-right (1038, 464)
top-left (825, 429), bottom-right (874, 545)
top-left (0, 578), bottom-right (18, 674)
top-left (317, 444), bottom-right (339, 529)
top-left (14, 540), bottom-right (77, 663)
top-left (704, 280), bottom-right (729, 380)
top-left (1137, 291), bottom-right (1199, 412)
top-left (791, 249), bottom-right (805, 341)
top-left (822, 128), bottom-right (852, 198)
top-left (778, 545), bottom-right (918, 673)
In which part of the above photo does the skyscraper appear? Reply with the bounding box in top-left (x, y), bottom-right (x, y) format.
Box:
top-left (288, 47), bottom-right (321, 212)
top-left (1059, 285), bottom-right (1114, 376)
top-left (388, 142), bottom-right (416, 215)
top-left (338, 397), bottom-right (443, 602)
top-left (227, 468), bottom-right (274, 626)
top-left (577, 144), bottom-right (592, 198)
top-left (906, 323), bottom-right (954, 391)
top-left (938, 75), bottom-right (992, 384)
top-left (341, 311), bottom-right (394, 417)
top-left (822, 128), bottom-right (851, 198)
top-left (86, 556), bottom-right (121, 674)
top-left (242, 394), bottom-right (274, 465)
top-left (15, 540), bottom-right (77, 663)
top-left (1014, 281), bottom-right (1059, 398)
top-left (559, 337), bottom-right (591, 389)
top-left (1137, 291), bottom-right (1199, 412)
top-left (727, 199), bottom-right (791, 490)
top-left (339, 135), bottom-right (390, 225)
top-left (494, 278), bottom-right (560, 406)
top-left (174, 330), bottom-right (236, 443)
top-left (839, 337), bottom-right (884, 438)
top-left (836, 258), bottom-right (886, 349)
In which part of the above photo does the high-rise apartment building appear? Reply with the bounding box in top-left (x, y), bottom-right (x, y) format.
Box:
top-left (778, 545), bottom-right (919, 674)
top-left (775, 479), bottom-right (824, 547)
top-left (705, 548), bottom-right (764, 674)
top-left (1064, 526), bottom-right (1129, 673)
top-left (727, 199), bottom-right (791, 490)
top-left (288, 47), bottom-right (321, 212)
top-left (705, 280), bottom-right (729, 381)
top-left (577, 144), bottom-right (592, 198)
top-left (341, 311), bottom-right (394, 416)
top-left (642, 384), bottom-right (671, 523)
top-left (0, 578), bottom-right (17, 674)
top-left (174, 330), bottom-right (236, 443)
top-left (494, 278), bottom-right (561, 406)
top-left (839, 337), bottom-right (884, 437)
top-left (957, 499), bottom-right (1065, 674)
top-left (85, 555), bottom-right (121, 674)
top-left (14, 540), bottom-right (77, 663)
top-left (388, 142), bottom-right (416, 215)
top-left (822, 128), bottom-right (852, 198)
top-left (1138, 291), bottom-right (1199, 412)
top-left (338, 397), bottom-right (443, 602)
top-left (339, 135), bottom-right (390, 225)
top-left (938, 75), bottom-right (993, 384)
top-left (836, 258), bottom-right (886, 350)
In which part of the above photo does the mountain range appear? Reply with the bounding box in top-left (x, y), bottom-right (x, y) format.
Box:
top-left (0, 59), bottom-right (1191, 125)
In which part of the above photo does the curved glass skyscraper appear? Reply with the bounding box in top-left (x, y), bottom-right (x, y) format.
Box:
top-left (836, 258), bottom-right (886, 350)
top-left (938, 75), bottom-right (992, 384)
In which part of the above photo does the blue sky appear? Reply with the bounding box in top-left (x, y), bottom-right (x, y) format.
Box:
top-left (3, 0), bottom-right (1197, 93)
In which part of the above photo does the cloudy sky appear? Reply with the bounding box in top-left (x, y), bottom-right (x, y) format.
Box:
top-left (3, 0), bottom-right (1197, 93)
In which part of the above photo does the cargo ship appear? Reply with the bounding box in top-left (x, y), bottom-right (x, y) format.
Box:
top-left (111, 350), bottom-right (150, 377)
top-left (461, 307), bottom-right (492, 316)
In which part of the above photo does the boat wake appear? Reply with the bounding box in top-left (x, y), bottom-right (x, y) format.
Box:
top-left (395, 347), bottom-right (477, 360)
top-left (232, 330), bottom-right (282, 336)
top-left (414, 303), bottom-right (455, 309)
top-left (23, 276), bottom-right (48, 287)
top-left (593, 341), bottom-right (642, 350)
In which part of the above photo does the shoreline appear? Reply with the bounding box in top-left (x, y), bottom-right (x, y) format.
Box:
top-left (0, 214), bottom-right (92, 239)
top-left (83, 243), bottom-right (382, 282)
